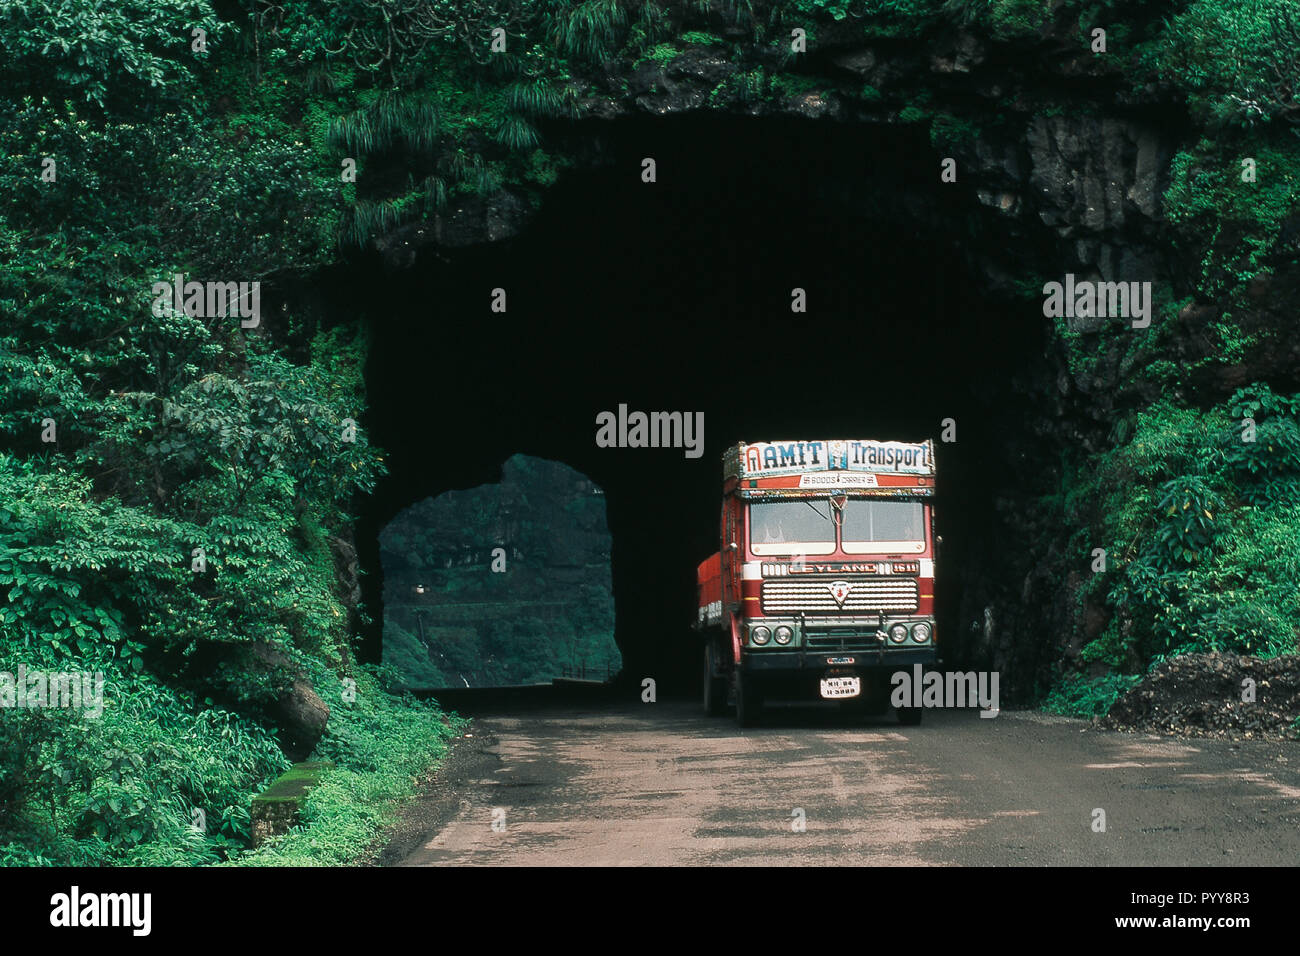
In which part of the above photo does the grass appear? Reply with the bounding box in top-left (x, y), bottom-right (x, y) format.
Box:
top-left (232, 669), bottom-right (468, 866)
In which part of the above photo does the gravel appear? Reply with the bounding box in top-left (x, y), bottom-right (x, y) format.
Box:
top-left (1102, 652), bottom-right (1300, 741)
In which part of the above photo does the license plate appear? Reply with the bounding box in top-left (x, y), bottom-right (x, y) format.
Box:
top-left (820, 676), bottom-right (861, 699)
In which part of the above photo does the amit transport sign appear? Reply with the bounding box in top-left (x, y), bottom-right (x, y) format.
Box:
top-left (728, 439), bottom-right (935, 480)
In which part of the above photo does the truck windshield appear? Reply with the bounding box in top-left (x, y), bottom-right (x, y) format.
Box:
top-left (841, 499), bottom-right (925, 554)
top-left (748, 500), bottom-right (836, 555)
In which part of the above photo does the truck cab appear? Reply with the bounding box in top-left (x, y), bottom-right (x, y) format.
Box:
top-left (696, 439), bottom-right (938, 726)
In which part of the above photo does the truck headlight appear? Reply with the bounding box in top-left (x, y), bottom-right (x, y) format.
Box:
top-left (774, 626), bottom-right (793, 645)
top-left (889, 624), bottom-right (908, 643)
top-left (912, 622), bottom-right (932, 643)
top-left (751, 625), bottom-right (771, 646)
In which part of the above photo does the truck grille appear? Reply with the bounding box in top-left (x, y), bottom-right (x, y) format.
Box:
top-left (804, 628), bottom-right (882, 652)
top-left (761, 576), bottom-right (919, 614)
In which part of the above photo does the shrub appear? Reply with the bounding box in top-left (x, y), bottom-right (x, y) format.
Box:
top-left (1043, 673), bottom-right (1143, 718)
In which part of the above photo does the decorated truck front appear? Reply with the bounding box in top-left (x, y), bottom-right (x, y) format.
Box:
top-left (695, 439), bottom-right (938, 726)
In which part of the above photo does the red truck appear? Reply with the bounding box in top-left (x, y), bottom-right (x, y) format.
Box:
top-left (694, 439), bottom-right (938, 726)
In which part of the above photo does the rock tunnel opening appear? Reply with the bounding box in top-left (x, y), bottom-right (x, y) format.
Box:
top-left (334, 113), bottom-right (1057, 697)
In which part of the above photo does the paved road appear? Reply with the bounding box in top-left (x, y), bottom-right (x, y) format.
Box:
top-left (397, 702), bottom-right (1300, 866)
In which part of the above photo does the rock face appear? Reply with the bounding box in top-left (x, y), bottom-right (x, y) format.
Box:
top-left (378, 22), bottom-right (1183, 308)
top-left (244, 641), bottom-right (331, 762)
top-left (371, 189), bottom-right (534, 270)
top-left (379, 454), bottom-right (619, 688)
top-left (545, 26), bottom-right (1181, 309)
top-left (175, 637), bottom-right (330, 761)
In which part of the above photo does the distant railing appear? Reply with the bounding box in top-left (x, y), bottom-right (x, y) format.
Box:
top-left (559, 662), bottom-right (616, 681)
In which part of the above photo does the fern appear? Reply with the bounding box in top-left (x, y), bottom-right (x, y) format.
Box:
top-left (424, 175), bottom-right (448, 211)
top-left (304, 62), bottom-right (336, 93)
top-left (342, 198), bottom-right (416, 247)
top-left (638, 0), bottom-right (672, 45)
top-left (446, 149), bottom-right (471, 183)
top-left (327, 94), bottom-right (440, 156)
top-left (471, 157), bottom-right (500, 194)
top-left (505, 79), bottom-right (578, 119)
top-left (549, 0), bottom-right (627, 62)
top-left (493, 114), bottom-right (540, 150)
top-left (487, 51), bottom-right (529, 78)
top-left (723, 0), bottom-right (754, 29)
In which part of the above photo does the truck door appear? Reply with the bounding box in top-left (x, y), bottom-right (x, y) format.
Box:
top-left (722, 498), bottom-right (740, 614)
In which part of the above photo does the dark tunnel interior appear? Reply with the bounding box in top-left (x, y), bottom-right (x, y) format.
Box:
top-left (319, 114), bottom-right (1052, 694)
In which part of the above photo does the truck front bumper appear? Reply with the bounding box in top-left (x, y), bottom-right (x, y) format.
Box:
top-left (742, 647), bottom-right (937, 673)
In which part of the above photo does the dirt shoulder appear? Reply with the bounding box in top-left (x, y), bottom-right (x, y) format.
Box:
top-left (364, 727), bottom-right (502, 867)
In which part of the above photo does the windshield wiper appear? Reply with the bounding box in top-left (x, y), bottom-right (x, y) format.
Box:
top-left (804, 500), bottom-right (828, 521)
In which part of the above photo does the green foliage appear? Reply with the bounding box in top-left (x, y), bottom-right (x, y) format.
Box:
top-left (523, 148), bottom-right (567, 188)
top-left (236, 669), bottom-right (465, 865)
top-left (943, 0), bottom-right (1047, 40)
top-left (1062, 384), bottom-right (1300, 675)
top-left (328, 93), bottom-right (441, 155)
top-left (929, 112), bottom-right (981, 148)
top-left (637, 42), bottom-right (680, 66)
top-left (493, 113), bottom-right (541, 151)
top-left (1220, 388), bottom-right (1300, 502)
top-left (0, 47), bottom-right (390, 858)
top-left (505, 79), bottom-right (578, 119)
top-left (1154, 0), bottom-right (1300, 129)
top-left (0, 0), bottom-right (223, 108)
top-left (325, 0), bottom-right (540, 75)
top-left (549, 0), bottom-right (628, 63)
top-left (784, 0), bottom-right (934, 22)
top-left (310, 323), bottom-right (373, 411)
top-left (722, 68), bottom-right (767, 105)
top-left (1164, 140), bottom-right (1300, 298)
top-left (381, 456), bottom-right (620, 688)
top-left (1148, 476), bottom-right (1224, 570)
top-left (770, 0), bottom-right (947, 40)
top-left (1042, 673), bottom-right (1143, 718)
top-left (12, 0), bottom-right (1300, 867)
top-left (1, 663), bottom-right (463, 866)
top-left (768, 73), bottom-right (822, 97)
top-left (710, 67), bottom-right (828, 106)
top-left (0, 339), bottom-right (384, 670)
top-left (0, 660), bottom-right (289, 865)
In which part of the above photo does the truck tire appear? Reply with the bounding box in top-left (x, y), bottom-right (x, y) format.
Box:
top-left (896, 706), bottom-right (924, 726)
top-left (703, 644), bottom-right (728, 717)
top-left (736, 670), bottom-right (763, 728)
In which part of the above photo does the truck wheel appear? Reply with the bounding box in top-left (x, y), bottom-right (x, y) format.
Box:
top-left (736, 671), bottom-right (763, 728)
top-left (896, 706), bottom-right (924, 726)
top-left (703, 644), bottom-right (728, 717)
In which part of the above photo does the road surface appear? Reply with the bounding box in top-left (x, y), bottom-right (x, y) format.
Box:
top-left (393, 701), bottom-right (1300, 866)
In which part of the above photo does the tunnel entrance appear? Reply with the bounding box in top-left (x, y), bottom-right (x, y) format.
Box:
top-left (333, 113), bottom-right (1054, 696)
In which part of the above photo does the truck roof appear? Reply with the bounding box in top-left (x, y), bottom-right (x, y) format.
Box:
top-left (723, 439), bottom-right (935, 497)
